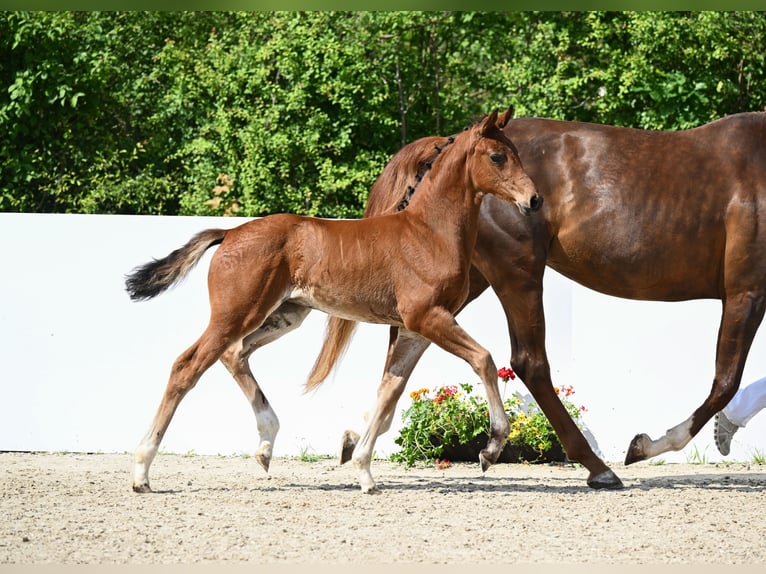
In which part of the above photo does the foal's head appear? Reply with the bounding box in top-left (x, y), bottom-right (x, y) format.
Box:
top-left (465, 108), bottom-right (542, 216)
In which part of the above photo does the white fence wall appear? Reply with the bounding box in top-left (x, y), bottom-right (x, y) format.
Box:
top-left (2, 212), bottom-right (765, 465)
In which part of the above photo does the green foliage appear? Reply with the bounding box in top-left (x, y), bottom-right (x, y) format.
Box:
top-left (3, 11), bottom-right (766, 216)
top-left (685, 444), bottom-right (710, 464)
top-left (391, 380), bottom-right (585, 467)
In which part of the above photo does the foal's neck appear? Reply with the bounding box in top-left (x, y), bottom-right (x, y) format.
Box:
top-left (401, 151), bottom-right (483, 249)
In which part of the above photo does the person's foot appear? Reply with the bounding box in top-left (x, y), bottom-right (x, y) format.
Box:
top-left (714, 412), bottom-right (739, 456)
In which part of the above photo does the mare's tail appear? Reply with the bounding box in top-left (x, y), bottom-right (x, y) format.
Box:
top-left (125, 228), bottom-right (227, 301)
top-left (304, 316), bottom-right (359, 392)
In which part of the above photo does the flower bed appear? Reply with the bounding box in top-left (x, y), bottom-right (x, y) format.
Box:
top-left (391, 367), bottom-right (586, 467)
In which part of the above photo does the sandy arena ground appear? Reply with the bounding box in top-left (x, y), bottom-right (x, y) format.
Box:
top-left (1, 452), bottom-right (765, 564)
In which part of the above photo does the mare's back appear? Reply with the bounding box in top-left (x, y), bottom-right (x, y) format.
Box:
top-left (505, 113), bottom-right (766, 194)
top-left (502, 112), bottom-right (766, 301)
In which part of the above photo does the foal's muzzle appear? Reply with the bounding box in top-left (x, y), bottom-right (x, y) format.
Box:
top-left (519, 194), bottom-right (543, 216)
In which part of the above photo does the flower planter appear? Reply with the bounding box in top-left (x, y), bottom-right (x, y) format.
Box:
top-left (433, 432), bottom-right (566, 463)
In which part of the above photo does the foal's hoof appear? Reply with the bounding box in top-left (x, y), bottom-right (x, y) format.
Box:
top-left (624, 433), bottom-right (650, 465)
top-left (587, 469), bottom-right (624, 490)
top-left (479, 450), bottom-right (493, 473)
top-left (255, 453), bottom-right (271, 473)
top-left (255, 441), bottom-right (273, 472)
top-left (132, 483), bottom-right (152, 494)
top-left (361, 484), bottom-right (380, 495)
top-left (340, 430), bottom-right (360, 465)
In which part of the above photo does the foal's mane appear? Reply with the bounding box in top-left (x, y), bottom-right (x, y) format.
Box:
top-left (367, 112), bottom-right (514, 216)
top-left (395, 135), bottom-right (455, 212)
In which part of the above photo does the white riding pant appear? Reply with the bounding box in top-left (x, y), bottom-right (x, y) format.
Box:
top-left (722, 375), bottom-right (766, 427)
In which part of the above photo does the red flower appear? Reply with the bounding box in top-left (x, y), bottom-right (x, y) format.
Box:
top-left (498, 367), bottom-right (516, 382)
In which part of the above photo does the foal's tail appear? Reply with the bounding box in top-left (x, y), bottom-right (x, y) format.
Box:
top-left (304, 316), bottom-right (359, 392)
top-left (125, 228), bottom-right (228, 301)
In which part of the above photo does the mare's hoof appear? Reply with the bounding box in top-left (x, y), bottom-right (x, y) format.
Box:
top-left (587, 469), bottom-right (624, 490)
top-left (340, 430), bottom-right (360, 465)
top-left (132, 483), bottom-right (152, 494)
top-left (624, 433), bottom-right (650, 465)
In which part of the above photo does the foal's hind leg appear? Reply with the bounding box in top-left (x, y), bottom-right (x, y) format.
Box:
top-left (625, 290), bottom-right (766, 463)
top-left (133, 326), bottom-right (237, 493)
top-left (219, 302), bottom-right (311, 472)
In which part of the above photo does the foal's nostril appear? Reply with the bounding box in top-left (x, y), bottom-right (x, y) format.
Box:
top-left (529, 194), bottom-right (543, 211)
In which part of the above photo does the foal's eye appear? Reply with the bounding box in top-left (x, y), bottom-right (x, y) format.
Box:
top-left (490, 152), bottom-right (506, 165)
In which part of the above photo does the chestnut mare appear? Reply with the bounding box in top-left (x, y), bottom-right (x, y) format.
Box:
top-left (313, 109), bottom-right (766, 489)
top-left (126, 110), bottom-right (542, 493)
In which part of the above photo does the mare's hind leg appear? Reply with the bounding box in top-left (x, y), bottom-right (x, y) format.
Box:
top-left (625, 290), bottom-right (766, 463)
top-left (133, 326), bottom-right (238, 493)
top-left (350, 328), bottom-right (430, 493)
top-left (219, 302), bottom-right (311, 473)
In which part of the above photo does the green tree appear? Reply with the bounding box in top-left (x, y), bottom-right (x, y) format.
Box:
top-left (2, 12), bottom-right (766, 217)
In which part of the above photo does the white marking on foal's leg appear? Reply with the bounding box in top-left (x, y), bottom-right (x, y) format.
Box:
top-left (254, 404), bottom-right (279, 472)
top-left (351, 372), bottom-right (407, 494)
top-left (635, 416), bottom-right (695, 459)
top-left (351, 428), bottom-right (379, 494)
top-left (133, 435), bottom-right (160, 492)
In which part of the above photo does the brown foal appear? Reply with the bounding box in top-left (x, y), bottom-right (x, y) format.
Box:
top-left (126, 109), bottom-right (542, 493)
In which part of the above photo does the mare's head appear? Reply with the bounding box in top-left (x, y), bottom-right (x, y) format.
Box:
top-left (463, 107), bottom-right (542, 216)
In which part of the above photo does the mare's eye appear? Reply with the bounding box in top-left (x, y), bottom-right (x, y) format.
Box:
top-left (490, 152), bottom-right (506, 165)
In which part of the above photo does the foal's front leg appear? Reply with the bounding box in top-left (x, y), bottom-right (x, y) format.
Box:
top-left (351, 329), bottom-right (430, 493)
top-left (407, 306), bottom-right (510, 470)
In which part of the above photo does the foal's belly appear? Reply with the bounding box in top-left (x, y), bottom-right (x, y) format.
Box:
top-left (288, 285), bottom-right (404, 325)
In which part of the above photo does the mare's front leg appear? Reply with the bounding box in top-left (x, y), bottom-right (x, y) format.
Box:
top-left (485, 266), bottom-right (623, 488)
top-left (351, 329), bottom-right (430, 493)
top-left (625, 290), bottom-right (766, 463)
top-left (471, 200), bottom-right (623, 489)
top-left (219, 302), bottom-right (311, 473)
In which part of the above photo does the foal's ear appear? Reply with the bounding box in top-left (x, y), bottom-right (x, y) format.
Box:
top-left (480, 109), bottom-right (500, 136)
top-left (497, 105), bottom-right (515, 128)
